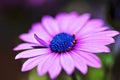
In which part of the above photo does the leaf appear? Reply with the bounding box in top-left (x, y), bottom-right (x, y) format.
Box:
top-left (86, 67), bottom-right (105, 80)
top-left (28, 69), bottom-right (48, 80)
top-left (98, 53), bottom-right (114, 68)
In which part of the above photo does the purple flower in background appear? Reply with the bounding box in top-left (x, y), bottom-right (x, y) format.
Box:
top-left (25, 0), bottom-right (49, 7)
top-left (25, 0), bottom-right (52, 6)
top-left (14, 12), bottom-right (119, 79)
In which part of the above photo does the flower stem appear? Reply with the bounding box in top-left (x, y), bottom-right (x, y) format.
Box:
top-left (71, 72), bottom-right (77, 80)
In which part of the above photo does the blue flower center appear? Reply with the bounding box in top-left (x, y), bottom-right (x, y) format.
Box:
top-left (50, 33), bottom-right (76, 53)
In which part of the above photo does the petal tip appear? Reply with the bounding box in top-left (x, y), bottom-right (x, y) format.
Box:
top-left (111, 31), bottom-right (120, 37)
top-left (105, 49), bottom-right (110, 53)
top-left (49, 74), bottom-right (56, 80)
top-left (15, 55), bottom-right (19, 60)
top-left (13, 47), bottom-right (22, 51)
top-left (83, 70), bottom-right (88, 75)
top-left (98, 64), bottom-right (102, 68)
top-left (37, 68), bottom-right (45, 76)
top-left (13, 47), bottom-right (17, 51)
top-left (15, 54), bottom-right (22, 60)
top-left (65, 68), bottom-right (75, 75)
top-left (115, 31), bottom-right (120, 36)
top-left (21, 67), bottom-right (29, 72)
top-left (19, 34), bottom-right (24, 40)
top-left (82, 13), bottom-right (91, 18)
top-left (21, 68), bottom-right (25, 72)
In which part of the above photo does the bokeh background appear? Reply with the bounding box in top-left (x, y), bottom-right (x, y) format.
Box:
top-left (0, 0), bottom-right (120, 80)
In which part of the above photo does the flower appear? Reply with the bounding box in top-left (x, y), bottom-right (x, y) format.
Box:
top-left (14, 12), bottom-right (119, 79)
top-left (25, 0), bottom-right (59, 8)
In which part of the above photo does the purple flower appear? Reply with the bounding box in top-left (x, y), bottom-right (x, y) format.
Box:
top-left (14, 12), bottom-right (119, 79)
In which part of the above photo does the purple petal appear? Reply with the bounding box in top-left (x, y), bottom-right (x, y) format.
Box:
top-left (78, 19), bottom-right (104, 34)
top-left (55, 12), bottom-right (78, 32)
top-left (76, 51), bottom-right (101, 68)
top-left (13, 43), bottom-right (38, 51)
top-left (60, 53), bottom-right (74, 75)
top-left (68, 13), bottom-right (90, 34)
top-left (76, 26), bottom-right (109, 39)
top-left (21, 55), bottom-right (45, 71)
top-left (34, 34), bottom-right (49, 47)
top-left (79, 37), bottom-right (115, 45)
top-left (37, 54), bottom-right (51, 76)
top-left (20, 23), bottom-right (51, 44)
top-left (15, 49), bottom-right (49, 59)
top-left (38, 53), bottom-right (56, 76)
top-left (76, 43), bottom-right (110, 53)
top-left (20, 33), bottom-right (38, 43)
top-left (42, 16), bottom-right (59, 36)
top-left (70, 51), bottom-right (88, 74)
top-left (80, 33), bottom-right (114, 41)
top-left (48, 55), bottom-right (62, 79)
top-left (94, 26), bottom-right (109, 32)
top-left (31, 23), bottom-right (52, 41)
top-left (82, 30), bottom-right (119, 39)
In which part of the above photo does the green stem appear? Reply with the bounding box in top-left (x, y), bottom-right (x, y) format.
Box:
top-left (104, 67), bottom-right (112, 80)
top-left (71, 72), bottom-right (77, 80)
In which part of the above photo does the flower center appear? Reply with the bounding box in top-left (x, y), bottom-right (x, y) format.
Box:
top-left (50, 32), bottom-right (76, 53)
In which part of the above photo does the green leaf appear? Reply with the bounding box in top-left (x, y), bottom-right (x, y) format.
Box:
top-left (98, 53), bottom-right (114, 68)
top-left (28, 69), bottom-right (48, 80)
top-left (86, 67), bottom-right (105, 80)
top-left (75, 73), bottom-right (82, 80)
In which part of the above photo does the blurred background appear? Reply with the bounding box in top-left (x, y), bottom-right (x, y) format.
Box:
top-left (0, 0), bottom-right (120, 80)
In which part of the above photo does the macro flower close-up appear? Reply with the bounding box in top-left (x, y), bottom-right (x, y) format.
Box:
top-left (14, 12), bottom-right (119, 79)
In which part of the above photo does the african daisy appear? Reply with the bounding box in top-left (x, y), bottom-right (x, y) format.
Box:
top-left (14, 12), bottom-right (119, 79)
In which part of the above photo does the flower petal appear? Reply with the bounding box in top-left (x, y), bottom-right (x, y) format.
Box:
top-left (81, 30), bottom-right (119, 39)
top-left (31, 23), bottom-right (52, 41)
top-left (15, 48), bottom-right (49, 59)
top-left (68, 13), bottom-right (90, 34)
top-left (56, 12), bottom-right (78, 33)
top-left (60, 53), bottom-right (74, 75)
top-left (48, 55), bottom-right (62, 79)
top-left (21, 55), bottom-right (45, 72)
top-left (13, 43), bottom-right (38, 51)
top-left (76, 51), bottom-right (101, 68)
top-left (79, 37), bottom-right (115, 45)
top-left (20, 33), bottom-right (38, 43)
top-left (20, 23), bottom-right (51, 44)
top-left (42, 16), bottom-right (59, 36)
top-left (38, 53), bottom-right (57, 76)
top-left (37, 54), bottom-right (51, 76)
top-left (78, 19), bottom-right (103, 34)
top-left (76, 43), bottom-right (110, 53)
top-left (34, 34), bottom-right (49, 47)
top-left (76, 26), bottom-right (109, 39)
top-left (70, 51), bottom-right (88, 74)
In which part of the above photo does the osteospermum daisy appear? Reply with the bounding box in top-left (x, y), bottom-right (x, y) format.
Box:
top-left (14, 12), bottom-right (119, 79)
